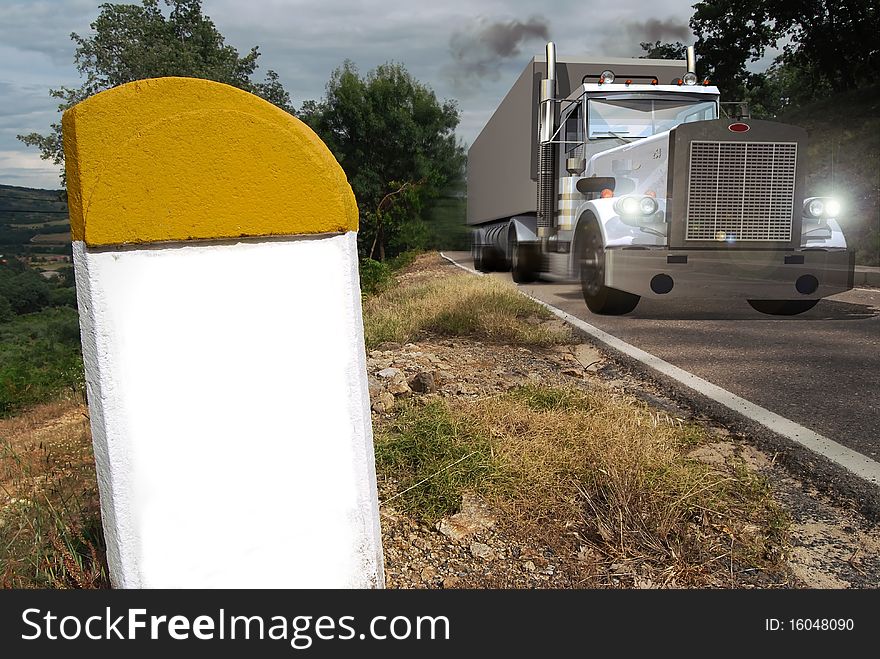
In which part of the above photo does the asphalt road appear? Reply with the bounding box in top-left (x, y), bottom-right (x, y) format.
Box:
top-left (444, 251), bottom-right (880, 469)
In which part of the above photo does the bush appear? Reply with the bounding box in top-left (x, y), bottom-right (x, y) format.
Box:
top-left (358, 251), bottom-right (420, 298)
top-left (359, 258), bottom-right (393, 297)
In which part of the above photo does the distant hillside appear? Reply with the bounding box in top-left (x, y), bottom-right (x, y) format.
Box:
top-left (0, 184), bottom-right (71, 262)
top-left (781, 86), bottom-right (880, 266)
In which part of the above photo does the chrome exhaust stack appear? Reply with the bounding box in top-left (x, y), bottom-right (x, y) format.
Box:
top-left (537, 41), bottom-right (557, 244)
top-left (686, 46), bottom-right (696, 75)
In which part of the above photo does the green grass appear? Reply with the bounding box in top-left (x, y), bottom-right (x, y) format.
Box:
top-left (375, 400), bottom-right (503, 522)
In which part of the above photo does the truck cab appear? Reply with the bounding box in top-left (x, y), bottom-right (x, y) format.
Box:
top-left (468, 43), bottom-right (853, 316)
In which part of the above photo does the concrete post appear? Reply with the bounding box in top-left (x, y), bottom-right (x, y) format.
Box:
top-left (62, 77), bottom-right (384, 588)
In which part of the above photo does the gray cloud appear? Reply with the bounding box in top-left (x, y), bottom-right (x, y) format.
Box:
top-left (629, 18), bottom-right (690, 44)
top-left (596, 16), bottom-right (692, 57)
top-left (445, 16), bottom-right (549, 94)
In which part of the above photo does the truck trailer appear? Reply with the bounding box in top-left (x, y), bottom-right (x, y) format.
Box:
top-left (467, 42), bottom-right (854, 315)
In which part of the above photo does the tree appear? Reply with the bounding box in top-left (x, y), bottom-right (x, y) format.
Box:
top-left (301, 61), bottom-right (466, 260)
top-left (18, 0), bottom-right (292, 184)
top-left (639, 41), bottom-right (687, 60)
top-left (690, 1), bottom-right (879, 100)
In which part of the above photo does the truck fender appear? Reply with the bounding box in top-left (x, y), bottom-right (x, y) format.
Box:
top-left (801, 217), bottom-right (847, 250)
top-left (508, 215), bottom-right (538, 244)
top-left (571, 200), bottom-right (614, 245)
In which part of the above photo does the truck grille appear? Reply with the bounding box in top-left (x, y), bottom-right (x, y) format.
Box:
top-left (685, 141), bottom-right (797, 242)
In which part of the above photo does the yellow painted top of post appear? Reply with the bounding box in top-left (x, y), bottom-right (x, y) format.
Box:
top-left (62, 77), bottom-right (357, 246)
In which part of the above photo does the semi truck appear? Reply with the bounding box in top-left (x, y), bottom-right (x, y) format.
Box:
top-left (467, 42), bottom-right (854, 315)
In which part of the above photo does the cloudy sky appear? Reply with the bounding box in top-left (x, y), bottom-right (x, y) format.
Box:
top-left (0, 0), bottom-right (720, 189)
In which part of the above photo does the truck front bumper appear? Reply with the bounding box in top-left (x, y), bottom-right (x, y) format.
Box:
top-left (604, 248), bottom-right (854, 299)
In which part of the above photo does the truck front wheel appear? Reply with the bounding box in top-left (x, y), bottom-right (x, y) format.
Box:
top-left (747, 299), bottom-right (819, 315)
top-left (578, 220), bottom-right (640, 315)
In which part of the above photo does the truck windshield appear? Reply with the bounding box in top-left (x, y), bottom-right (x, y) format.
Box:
top-left (588, 99), bottom-right (716, 139)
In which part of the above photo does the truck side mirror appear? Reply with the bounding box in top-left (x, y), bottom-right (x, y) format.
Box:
top-left (576, 176), bottom-right (616, 194)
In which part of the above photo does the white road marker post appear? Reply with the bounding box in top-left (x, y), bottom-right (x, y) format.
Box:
top-left (63, 77), bottom-right (384, 588)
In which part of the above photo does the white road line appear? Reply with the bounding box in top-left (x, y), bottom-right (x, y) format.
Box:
top-left (440, 252), bottom-right (880, 487)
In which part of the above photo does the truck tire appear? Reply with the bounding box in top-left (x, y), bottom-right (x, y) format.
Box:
top-left (509, 232), bottom-right (540, 283)
top-left (473, 246), bottom-right (486, 272)
top-left (747, 299), bottom-right (819, 315)
top-left (577, 219), bottom-right (640, 315)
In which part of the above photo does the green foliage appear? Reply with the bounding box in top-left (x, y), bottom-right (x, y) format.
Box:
top-left (0, 296), bottom-right (13, 323)
top-left (781, 86), bottom-right (880, 265)
top-left (0, 308), bottom-right (84, 417)
top-left (17, 0), bottom-right (293, 185)
top-left (358, 250), bottom-right (419, 298)
top-left (690, 1), bottom-right (879, 101)
top-left (424, 181), bottom-right (469, 251)
top-left (358, 259), bottom-right (394, 297)
top-left (639, 41), bottom-right (687, 60)
top-left (0, 267), bottom-right (53, 315)
top-left (300, 61), bottom-right (466, 260)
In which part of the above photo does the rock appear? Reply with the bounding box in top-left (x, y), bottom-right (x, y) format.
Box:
top-left (409, 371), bottom-right (437, 394)
top-left (523, 560), bottom-right (536, 572)
top-left (387, 378), bottom-right (412, 396)
top-left (437, 494), bottom-right (496, 542)
top-left (378, 367), bottom-right (402, 379)
top-left (367, 376), bottom-right (383, 398)
top-left (470, 542), bottom-right (495, 560)
top-left (376, 342), bottom-right (402, 351)
top-left (442, 575), bottom-right (461, 589)
top-left (372, 392), bottom-right (395, 413)
top-left (420, 565), bottom-right (438, 581)
top-left (573, 344), bottom-right (602, 369)
top-left (561, 368), bottom-right (583, 378)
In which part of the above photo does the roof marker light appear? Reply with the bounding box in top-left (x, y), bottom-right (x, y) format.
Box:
top-left (728, 122), bottom-right (750, 132)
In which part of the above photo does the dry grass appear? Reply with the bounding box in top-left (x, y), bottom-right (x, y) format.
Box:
top-left (0, 398), bottom-right (108, 588)
top-left (376, 385), bottom-right (788, 586)
top-left (362, 265), bottom-right (572, 348)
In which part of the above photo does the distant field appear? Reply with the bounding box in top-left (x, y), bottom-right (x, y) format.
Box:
top-left (0, 184), bottom-right (71, 263)
top-left (13, 220), bottom-right (70, 230)
top-left (30, 232), bottom-right (71, 245)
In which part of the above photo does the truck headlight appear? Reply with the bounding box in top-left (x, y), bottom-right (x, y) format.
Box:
top-left (803, 197), bottom-right (842, 218)
top-left (619, 196), bottom-right (640, 215)
top-left (639, 196), bottom-right (658, 215)
top-left (616, 195), bottom-right (659, 218)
